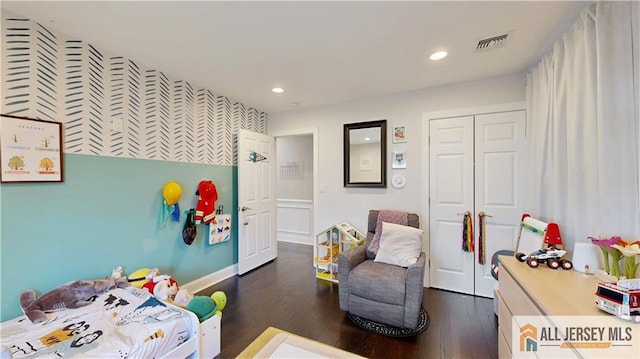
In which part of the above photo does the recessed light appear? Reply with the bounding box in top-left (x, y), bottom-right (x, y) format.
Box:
top-left (364, 137), bottom-right (371, 141)
top-left (272, 87), bottom-right (284, 94)
top-left (430, 51), bottom-right (448, 61)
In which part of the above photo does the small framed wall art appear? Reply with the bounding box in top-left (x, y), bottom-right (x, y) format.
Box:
top-left (0, 114), bottom-right (64, 183)
top-left (392, 150), bottom-right (407, 169)
top-left (209, 214), bottom-right (232, 245)
top-left (393, 125), bottom-right (406, 143)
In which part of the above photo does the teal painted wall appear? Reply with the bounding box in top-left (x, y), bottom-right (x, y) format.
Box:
top-left (0, 154), bottom-right (238, 321)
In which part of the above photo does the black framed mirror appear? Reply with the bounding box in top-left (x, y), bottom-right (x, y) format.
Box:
top-left (344, 120), bottom-right (387, 188)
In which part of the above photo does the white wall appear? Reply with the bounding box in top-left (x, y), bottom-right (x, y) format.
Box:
top-left (276, 135), bottom-right (313, 200)
top-left (268, 73), bottom-right (526, 235)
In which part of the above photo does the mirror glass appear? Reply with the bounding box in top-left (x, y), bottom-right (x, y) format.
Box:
top-left (344, 120), bottom-right (387, 188)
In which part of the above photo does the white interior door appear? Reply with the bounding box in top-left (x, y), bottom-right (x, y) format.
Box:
top-left (238, 129), bottom-right (277, 275)
top-left (429, 110), bottom-right (525, 297)
top-left (429, 116), bottom-right (475, 294)
top-left (473, 111), bottom-right (525, 297)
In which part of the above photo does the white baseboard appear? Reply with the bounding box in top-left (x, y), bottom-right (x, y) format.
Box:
top-left (181, 264), bottom-right (238, 294)
top-left (277, 236), bottom-right (313, 245)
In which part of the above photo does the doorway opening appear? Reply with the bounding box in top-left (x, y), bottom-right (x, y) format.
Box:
top-left (273, 128), bottom-right (318, 246)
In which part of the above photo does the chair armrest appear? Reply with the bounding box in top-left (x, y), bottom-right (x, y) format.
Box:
top-left (407, 252), bottom-right (426, 271)
top-left (404, 252), bottom-right (426, 328)
top-left (339, 245), bottom-right (366, 271)
top-left (337, 245), bottom-right (366, 311)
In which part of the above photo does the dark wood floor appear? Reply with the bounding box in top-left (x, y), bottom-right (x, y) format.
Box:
top-left (199, 242), bottom-right (498, 359)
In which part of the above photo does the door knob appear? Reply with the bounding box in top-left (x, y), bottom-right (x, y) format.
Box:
top-left (241, 206), bottom-right (252, 212)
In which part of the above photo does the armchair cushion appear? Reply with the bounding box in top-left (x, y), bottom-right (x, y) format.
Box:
top-left (374, 222), bottom-right (423, 267)
top-left (367, 210), bottom-right (409, 255)
top-left (349, 260), bottom-right (408, 304)
top-left (365, 210), bottom-right (420, 259)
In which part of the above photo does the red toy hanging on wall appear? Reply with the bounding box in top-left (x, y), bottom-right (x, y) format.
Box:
top-left (195, 180), bottom-right (218, 225)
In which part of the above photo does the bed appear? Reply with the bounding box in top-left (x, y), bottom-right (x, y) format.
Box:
top-left (0, 286), bottom-right (220, 358)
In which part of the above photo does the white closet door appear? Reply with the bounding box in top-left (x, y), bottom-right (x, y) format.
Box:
top-left (429, 110), bottom-right (525, 297)
top-left (473, 111), bottom-right (525, 297)
top-left (429, 116), bottom-right (475, 294)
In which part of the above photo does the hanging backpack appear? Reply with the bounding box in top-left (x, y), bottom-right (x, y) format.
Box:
top-left (183, 208), bottom-right (197, 245)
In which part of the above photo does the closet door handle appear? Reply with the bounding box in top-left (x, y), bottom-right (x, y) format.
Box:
top-left (462, 211), bottom-right (474, 253)
top-left (478, 212), bottom-right (489, 265)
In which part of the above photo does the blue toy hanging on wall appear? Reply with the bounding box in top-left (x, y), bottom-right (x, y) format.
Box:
top-left (159, 181), bottom-right (182, 227)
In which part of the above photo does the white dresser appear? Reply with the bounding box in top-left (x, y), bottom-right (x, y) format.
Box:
top-left (497, 256), bottom-right (637, 358)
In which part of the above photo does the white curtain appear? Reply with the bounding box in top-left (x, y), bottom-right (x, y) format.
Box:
top-left (525, 1), bottom-right (639, 252)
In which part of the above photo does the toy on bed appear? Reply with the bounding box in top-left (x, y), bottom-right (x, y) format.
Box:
top-left (170, 288), bottom-right (227, 322)
top-left (128, 267), bottom-right (179, 301)
top-left (19, 276), bottom-right (130, 324)
top-left (126, 267), bottom-right (227, 322)
top-left (127, 267), bottom-right (160, 288)
top-left (142, 275), bottom-right (178, 301)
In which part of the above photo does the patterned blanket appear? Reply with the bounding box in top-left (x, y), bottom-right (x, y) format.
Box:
top-left (1, 287), bottom-right (191, 358)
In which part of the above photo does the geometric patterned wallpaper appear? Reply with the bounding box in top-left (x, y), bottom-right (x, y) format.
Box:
top-left (1, 12), bottom-right (267, 166)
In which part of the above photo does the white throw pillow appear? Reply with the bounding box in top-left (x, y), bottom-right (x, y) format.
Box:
top-left (373, 222), bottom-right (423, 267)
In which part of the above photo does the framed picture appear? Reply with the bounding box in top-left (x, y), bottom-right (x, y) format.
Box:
top-left (393, 126), bottom-right (406, 143)
top-left (209, 214), bottom-right (232, 245)
top-left (359, 155), bottom-right (373, 171)
top-left (0, 114), bottom-right (63, 183)
top-left (392, 150), bottom-right (407, 169)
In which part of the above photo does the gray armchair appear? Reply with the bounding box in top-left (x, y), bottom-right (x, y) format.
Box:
top-left (338, 210), bottom-right (425, 329)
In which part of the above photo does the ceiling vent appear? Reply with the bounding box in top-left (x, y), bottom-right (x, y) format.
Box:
top-left (475, 32), bottom-right (511, 52)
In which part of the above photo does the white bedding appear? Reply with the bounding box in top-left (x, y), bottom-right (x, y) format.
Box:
top-left (1, 287), bottom-right (192, 358)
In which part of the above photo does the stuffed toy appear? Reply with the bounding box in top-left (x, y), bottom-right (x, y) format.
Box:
top-left (20, 277), bottom-right (129, 324)
top-left (111, 266), bottom-right (124, 279)
top-left (172, 288), bottom-right (194, 308)
top-left (211, 291), bottom-right (227, 314)
top-left (170, 288), bottom-right (227, 322)
top-left (127, 268), bottom-right (159, 288)
top-left (142, 276), bottom-right (178, 301)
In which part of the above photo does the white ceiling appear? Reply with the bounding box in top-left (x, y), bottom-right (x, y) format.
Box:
top-left (1, 1), bottom-right (591, 114)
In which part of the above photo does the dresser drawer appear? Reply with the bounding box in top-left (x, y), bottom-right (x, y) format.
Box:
top-left (499, 266), bottom-right (543, 316)
top-left (498, 327), bottom-right (512, 359)
top-left (497, 292), bottom-right (512, 352)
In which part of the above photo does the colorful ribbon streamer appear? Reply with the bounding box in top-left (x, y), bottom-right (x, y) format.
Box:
top-left (478, 213), bottom-right (486, 264)
top-left (462, 211), bottom-right (474, 252)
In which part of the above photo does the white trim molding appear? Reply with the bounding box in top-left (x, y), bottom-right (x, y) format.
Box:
top-left (277, 198), bottom-right (314, 245)
top-left (180, 264), bottom-right (237, 294)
